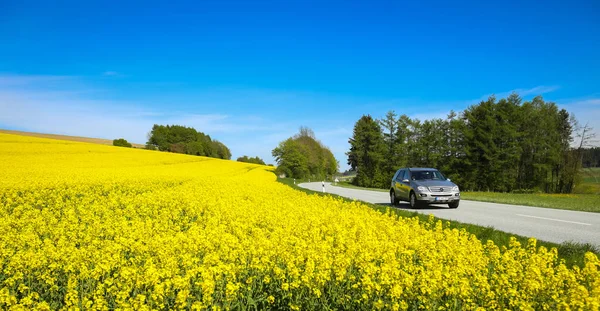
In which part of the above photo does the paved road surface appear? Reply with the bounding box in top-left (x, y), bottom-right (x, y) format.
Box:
top-left (300, 182), bottom-right (600, 248)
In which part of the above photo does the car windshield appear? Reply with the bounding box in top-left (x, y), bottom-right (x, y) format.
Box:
top-left (411, 170), bottom-right (446, 181)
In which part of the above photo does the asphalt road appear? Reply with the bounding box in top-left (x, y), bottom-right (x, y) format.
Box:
top-left (300, 182), bottom-right (600, 248)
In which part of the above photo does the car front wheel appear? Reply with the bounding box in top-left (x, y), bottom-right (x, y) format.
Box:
top-left (448, 201), bottom-right (459, 209)
top-left (390, 191), bottom-right (399, 206)
top-left (409, 192), bottom-right (420, 209)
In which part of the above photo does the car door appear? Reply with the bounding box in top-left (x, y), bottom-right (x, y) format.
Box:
top-left (395, 170), bottom-right (407, 200)
top-left (399, 170), bottom-right (410, 200)
top-left (391, 169), bottom-right (401, 197)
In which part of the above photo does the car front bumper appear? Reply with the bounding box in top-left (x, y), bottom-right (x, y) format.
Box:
top-left (415, 191), bottom-right (460, 203)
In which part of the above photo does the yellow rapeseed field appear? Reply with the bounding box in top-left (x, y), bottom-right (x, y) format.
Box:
top-left (0, 133), bottom-right (598, 310)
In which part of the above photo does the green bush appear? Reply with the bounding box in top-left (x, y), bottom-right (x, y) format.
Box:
top-left (237, 155), bottom-right (266, 165)
top-left (113, 138), bottom-right (132, 148)
top-left (146, 124), bottom-right (231, 159)
top-left (271, 127), bottom-right (338, 179)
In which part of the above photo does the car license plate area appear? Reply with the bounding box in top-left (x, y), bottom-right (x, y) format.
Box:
top-left (435, 197), bottom-right (448, 201)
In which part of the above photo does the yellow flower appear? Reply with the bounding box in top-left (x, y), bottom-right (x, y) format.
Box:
top-left (0, 132), bottom-right (598, 310)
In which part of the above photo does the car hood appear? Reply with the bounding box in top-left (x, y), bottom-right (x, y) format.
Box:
top-left (412, 180), bottom-right (456, 188)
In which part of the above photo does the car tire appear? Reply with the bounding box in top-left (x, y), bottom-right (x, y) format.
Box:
top-left (390, 191), bottom-right (399, 206)
top-left (409, 192), bottom-right (420, 209)
top-left (448, 201), bottom-right (459, 209)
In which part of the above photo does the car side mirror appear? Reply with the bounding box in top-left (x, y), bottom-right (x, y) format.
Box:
top-left (402, 179), bottom-right (409, 183)
top-left (447, 178), bottom-right (451, 181)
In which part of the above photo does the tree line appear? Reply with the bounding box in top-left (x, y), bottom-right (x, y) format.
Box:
top-left (236, 155), bottom-right (266, 165)
top-left (272, 127), bottom-right (338, 179)
top-left (582, 147), bottom-right (600, 168)
top-left (146, 124), bottom-right (231, 160)
top-left (348, 94), bottom-right (592, 193)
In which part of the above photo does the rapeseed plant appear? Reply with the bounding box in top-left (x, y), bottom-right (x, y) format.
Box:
top-left (0, 133), bottom-right (598, 310)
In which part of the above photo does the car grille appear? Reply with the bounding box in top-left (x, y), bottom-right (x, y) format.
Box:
top-left (429, 187), bottom-right (447, 192)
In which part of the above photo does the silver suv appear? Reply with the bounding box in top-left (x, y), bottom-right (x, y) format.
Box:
top-left (390, 167), bottom-right (460, 209)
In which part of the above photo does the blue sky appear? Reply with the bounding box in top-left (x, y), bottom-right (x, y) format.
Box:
top-left (1, 0), bottom-right (599, 168)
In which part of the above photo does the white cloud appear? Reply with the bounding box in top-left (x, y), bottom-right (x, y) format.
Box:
top-left (508, 85), bottom-right (560, 97)
top-left (0, 74), bottom-right (316, 165)
top-left (557, 97), bottom-right (600, 147)
top-left (0, 73), bottom-right (385, 168)
top-left (0, 90), bottom-right (283, 144)
top-left (465, 85), bottom-right (561, 104)
top-left (369, 85), bottom-right (562, 123)
top-left (567, 98), bottom-right (600, 106)
top-left (0, 74), bottom-right (71, 86)
top-left (0, 91), bottom-right (154, 142)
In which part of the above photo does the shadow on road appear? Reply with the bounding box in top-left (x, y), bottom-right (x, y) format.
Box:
top-left (376, 202), bottom-right (449, 210)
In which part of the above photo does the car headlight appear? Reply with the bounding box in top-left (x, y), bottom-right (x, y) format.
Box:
top-left (417, 186), bottom-right (429, 192)
top-left (452, 186), bottom-right (459, 191)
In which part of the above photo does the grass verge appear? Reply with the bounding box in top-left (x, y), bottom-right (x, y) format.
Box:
top-left (460, 192), bottom-right (600, 213)
top-left (278, 177), bottom-right (599, 268)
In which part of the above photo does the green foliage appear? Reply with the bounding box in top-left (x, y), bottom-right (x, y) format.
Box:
top-left (112, 138), bottom-right (132, 148)
top-left (272, 127), bottom-right (338, 179)
top-left (212, 140), bottom-right (232, 160)
top-left (146, 124), bottom-right (231, 159)
top-left (348, 94), bottom-right (583, 193)
top-left (582, 147), bottom-right (600, 168)
top-left (379, 111), bottom-right (402, 183)
top-left (237, 155), bottom-right (266, 165)
top-left (347, 115), bottom-right (386, 187)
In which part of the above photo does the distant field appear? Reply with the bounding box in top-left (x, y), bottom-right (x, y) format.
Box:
top-left (579, 167), bottom-right (600, 194)
top-left (461, 165), bottom-right (599, 213)
top-left (0, 129), bottom-right (145, 148)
